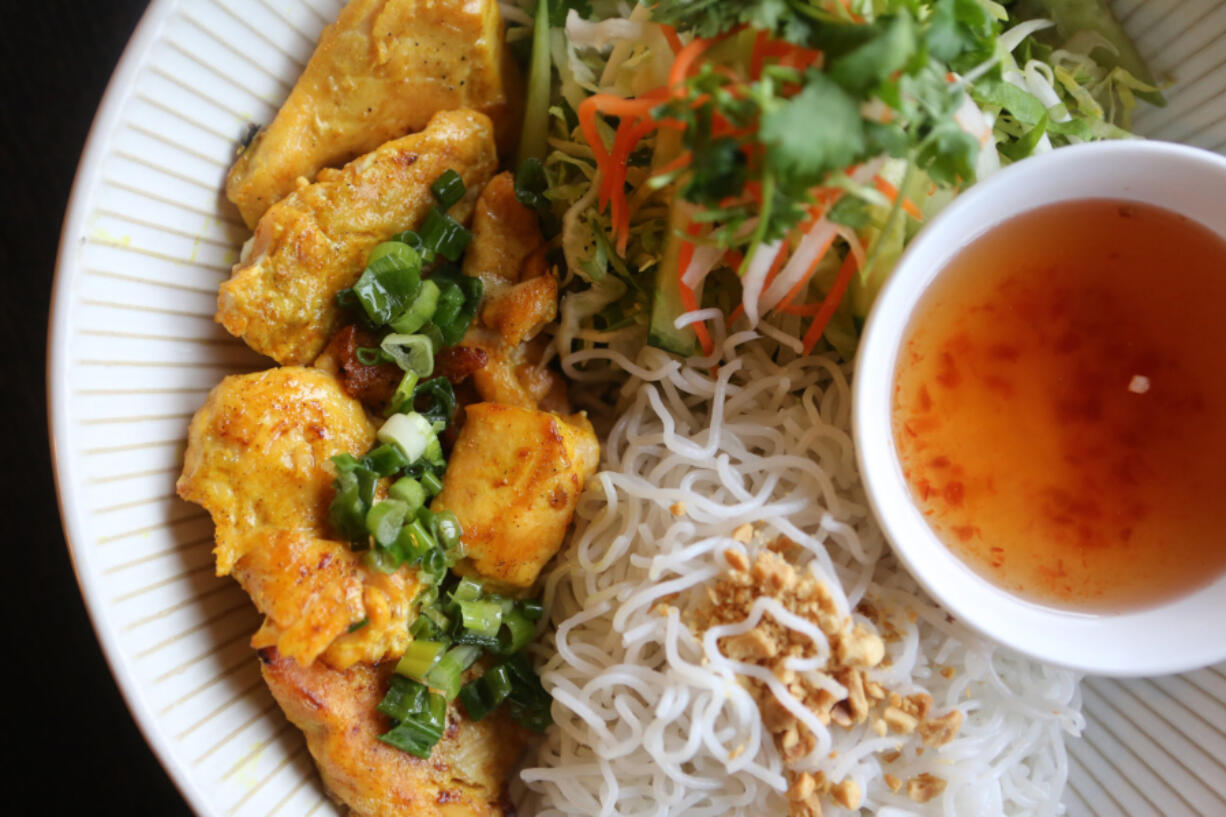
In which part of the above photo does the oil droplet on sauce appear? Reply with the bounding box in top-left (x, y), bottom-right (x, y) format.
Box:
top-left (893, 199), bottom-right (1226, 612)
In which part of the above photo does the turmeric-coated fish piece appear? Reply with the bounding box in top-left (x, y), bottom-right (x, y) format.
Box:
top-left (218, 109), bottom-right (497, 366)
top-left (226, 0), bottom-right (520, 228)
top-left (261, 648), bottom-right (527, 817)
top-left (178, 367), bottom-right (418, 668)
top-left (433, 403), bottom-right (599, 589)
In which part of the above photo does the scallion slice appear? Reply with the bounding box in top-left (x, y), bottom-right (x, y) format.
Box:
top-left (351, 244), bottom-right (422, 324)
top-left (363, 442), bottom-right (410, 477)
top-left (362, 546), bottom-right (400, 574)
top-left (430, 169), bottom-right (467, 210)
top-left (389, 279), bottom-right (440, 335)
top-left (366, 499), bottom-right (408, 547)
top-left (386, 370), bottom-right (419, 417)
top-left (425, 644), bottom-right (482, 700)
top-left (388, 477), bottom-right (425, 513)
top-left (419, 207), bottom-right (473, 262)
top-left (380, 333), bottom-right (434, 377)
top-left (499, 607), bottom-right (536, 654)
top-left (377, 675), bottom-right (426, 721)
top-left (459, 599), bottom-right (504, 638)
top-left (450, 577), bottom-right (484, 604)
top-left (396, 640), bottom-right (447, 681)
top-left (378, 714), bottom-right (443, 759)
top-left (432, 510), bottom-right (463, 551)
top-left (421, 471), bottom-right (444, 497)
top-left (377, 412), bottom-right (436, 463)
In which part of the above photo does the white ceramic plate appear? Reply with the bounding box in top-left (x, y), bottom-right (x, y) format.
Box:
top-left (48, 2), bottom-right (1226, 815)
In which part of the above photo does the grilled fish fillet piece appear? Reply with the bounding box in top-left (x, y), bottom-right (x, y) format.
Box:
top-left (177, 367), bottom-right (418, 668)
top-left (261, 648), bottom-right (527, 817)
top-left (218, 109), bottom-right (498, 366)
top-left (225, 0), bottom-right (520, 228)
top-left (433, 403), bottom-right (599, 589)
top-left (463, 172), bottom-right (556, 348)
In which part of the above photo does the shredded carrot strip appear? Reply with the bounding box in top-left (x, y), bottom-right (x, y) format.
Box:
top-left (669, 37), bottom-right (715, 94)
top-left (800, 251), bottom-right (858, 354)
top-left (651, 151), bottom-right (693, 180)
top-left (676, 234), bottom-right (715, 357)
top-left (750, 31), bottom-right (768, 79)
top-left (873, 175), bottom-right (924, 221)
top-left (659, 24), bottom-right (683, 55)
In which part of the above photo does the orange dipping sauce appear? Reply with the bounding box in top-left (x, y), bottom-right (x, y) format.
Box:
top-left (893, 199), bottom-right (1226, 612)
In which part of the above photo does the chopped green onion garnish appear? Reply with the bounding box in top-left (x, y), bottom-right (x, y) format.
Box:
top-left (432, 510), bottom-right (463, 552)
top-left (388, 477), bottom-right (425, 513)
top-left (355, 346), bottom-right (387, 366)
top-left (378, 675), bottom-right (426, 721)
top-left (419, 207), bottom-right (472, 262)
top-left (386, 370), bottom-right (420, 417)
top-left (347, 617), bottom-right (370, 634)
top-left (377, 412), bottom-right (436, 463)
top-left (430, 169), bottom-right (467, 210)
top-left (362, 546), bottom-right (401, 574)
top-left (421, 471), bottom-right (444, 497)
top-left (351, 243), bottom-right (422, 324)
top-left (389, 279), bottom-right (441, 334)
top-left (411, 605), bottom-right (451, 641)
top-left (396, 640), bottom-right (447, 681)
top-left (410, 378), bottom-right (456, 429)
top-left (378, 710), bottom-right (443, 758)
top-left (425, 644), bottom-right (482, 700)
top-left (451, 577), bottom-right (484, 604)
top-left (364, 442), bottom-right (411, 477)
top-left (519, 598), bottom-right (544, 621)
top-left (459, 599), bottom-right (504, 638)
top-left (366, 499), bottom-right (409, 547)
top-left (380, 333), bottom-right (434, 377)
top-left (499, 607), bottom-right (536, 655)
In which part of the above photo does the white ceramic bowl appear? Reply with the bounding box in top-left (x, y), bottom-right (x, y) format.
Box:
top-left (854, 140), bottom-right (1226, 677)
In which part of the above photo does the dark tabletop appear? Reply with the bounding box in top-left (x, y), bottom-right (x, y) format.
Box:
top-left (3, 1), bottom-right (191, 811)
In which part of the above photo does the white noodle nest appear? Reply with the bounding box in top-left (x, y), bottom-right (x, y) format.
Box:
top-left (517, 324), bottom-right (1083, 817)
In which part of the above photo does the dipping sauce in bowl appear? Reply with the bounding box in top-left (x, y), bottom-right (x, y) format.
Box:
top-left (893, 198), bottom-right (1226, 612)
top-left (855, 141), bottom-right (1226, 674)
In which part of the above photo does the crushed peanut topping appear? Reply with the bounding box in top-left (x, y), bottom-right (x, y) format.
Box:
top-left (670, 501), bottom-right (686, 517)
top-left (689, 542), bottom-right (964, 812)
top-left (830, 779), bottom-right (861, 810)
top-left (919, 709), bottom-right (964, 748)
top-left (907, 773), bottom-right (948, 803)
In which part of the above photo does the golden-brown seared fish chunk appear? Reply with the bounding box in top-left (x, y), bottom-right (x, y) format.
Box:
top-left (261, 648), bottom-right (526, 817)
top-left (218, 109), bottom-right (498, 366)
top-left (226, 0), bottom-right (520, 228)
top-left (177, 367), bottom-right (417, 668)
top-left (463, 172), bottom-right (557, 348)
top-left (433, 403), bottom-right (599, 589)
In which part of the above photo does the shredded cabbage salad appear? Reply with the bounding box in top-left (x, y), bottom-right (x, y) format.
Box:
top-left (500, 0), bottom-right (1159, 376)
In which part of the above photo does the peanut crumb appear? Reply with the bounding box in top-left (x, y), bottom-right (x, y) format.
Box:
top-left (907, 773), bottom-right (947, 803)
top-left (939, 666), bottom-right (956, 679)
top-left (884, 773), bottom-right (902, 793)
top-left (831, 779), bottom-right (860, 810)
top-left (670, 501), bottom-right (686, 516)
top-left (732, 524), bottom-right (754, 543)
top-left (723, 547), bottom-right (749, 571)
top-left (881, 750), bottom-right (902, 764)
top-left (882, 706), bottom-right (918, 734)
top-left (919, 709), bottom-right (964, 748)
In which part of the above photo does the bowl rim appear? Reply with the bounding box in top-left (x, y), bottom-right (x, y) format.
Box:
top-left (46, 0), bottom-right (215, 813)
top-left (852, 140), bottom-right (1226, 677)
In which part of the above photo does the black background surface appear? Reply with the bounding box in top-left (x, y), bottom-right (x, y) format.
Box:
top-left (4, 1), bottom-right (192, 812)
